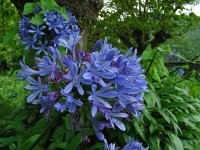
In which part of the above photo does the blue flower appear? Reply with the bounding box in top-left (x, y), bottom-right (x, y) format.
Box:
top-left (20, 36), bottom-right (36, 50)
top-left (177, 68), bottom-right (184, 76)
top-left (36, 56), bottom-right (60, 79)
top-left (88, 84), bottom-right (118, 117)
top-left (122, 137), bottom-right (148, 150)
top-left (33, 91), bottom-right (60, 113)
top-left (28, 24), bottom-right (46, 40)
top-left (18, 60), bottom-right (38, 79)
top-left (107, 143), bottom-right (118, 150)
top-left (89, 117), bottom-right (111, 141)
top-left (104, 111), bottom-right (128, 131)
top-left (24, 77), bottom-right (48, 103)
top-left (47, 46), bottom-right (62, 62)
top-left (83, 62), bottom-right (116, 87)
top-left (54, 89), bottom-right (83, 113)
top-left (104, 137), bottom-right (148, 150)
top-left (62, 55), bottom-right (73, 67)
top-left (63, 62), bottom-right (92, 95)
top-left (92, 40), bottom-right (102, 52)
top-left (33, 40), bottom-right (48, 55)
top-left (34, 5), bottom-right (41, 14)
top-left (19, 17), bottom-right (30, 37)
top-left (59, 34), bottom-right (82, 56)
top-left (44, 10), bottom-right (64, 34)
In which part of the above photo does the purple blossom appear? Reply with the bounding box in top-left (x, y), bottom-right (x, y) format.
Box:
top-left (33, 40), bottom-right (48, 55)
top-left (19, 17), bottom-right (30, 37)
top-left (20, 36), bottom-right (36, 50)
top-left (62, 55), bottom-right (73, 67)
top-left (177, 68), bottom-right (184, 76)
top-left (59, 34), bottom-right (82, 56)
top-left (63, 62), bottom-right (92, 95)
top-left (89, 117), bottom-right (112, 141)
top-left (44, 10), bottom-right (64, 34)
top-left (28, 24), bottom-right (46, 40)
top-left (34, 5), bottom-right (41, 14)
top-left (83, 62), bottom-right (116, 86)
top-left (33, 91), bottom-right (60, 113)
top-left (18, 60), bottom-right (38, 79)
top-left (18, 6), bottom-right (148, 149)
top-left (24, 77), bottom-right (48, 103)
top-left (19, 9), bottom-right (80, 55)
top-left (47, 46), bottom-right (62, 62)
top-left (104, 137), bottom-right (148, 150)
top-left (104, 111), bottom-right (128, 131)
top-left (36, 56), bottom-right (60, 79)
top-left (88, 84), bottom-right (118, 117)
top-left (54, 90), bottom-right (83, 113)
top-left (122, 137), bottom-right (148, 150)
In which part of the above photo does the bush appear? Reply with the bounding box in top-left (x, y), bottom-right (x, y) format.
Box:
top-left (0, 72), bottom-right (27, 117)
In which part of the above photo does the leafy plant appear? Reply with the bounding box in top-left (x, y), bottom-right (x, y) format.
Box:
top-left (122, 45), bottom-right (200, 150)
top-left (0, 72), bottom-right (27, 118)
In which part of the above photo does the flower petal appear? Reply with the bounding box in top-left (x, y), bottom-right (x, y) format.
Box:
top-left (64, 82), bottom-right (74, 93)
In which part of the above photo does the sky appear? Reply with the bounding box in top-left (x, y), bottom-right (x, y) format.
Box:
top-left (191, 4), bottom-right (200, 16)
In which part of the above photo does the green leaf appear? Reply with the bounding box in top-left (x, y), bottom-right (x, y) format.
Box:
top-left (2, 25), bottom-right (18, 45)
top-left (30, 13), bottom-right (45, 25)
top-left (142, 45), bottom-right (156, 60)
top-left (41, 0), bottom-right (59, 11)
top-left (132, 118), bottom-right (145, 141)
top-left (62, 114), bottom-right (71, 131)
top-left (171, 121), bottom-right (182, 135)
top-left (151, 67), bottom-right (161, 83)
top-left (165, 110), bottom-right (178, 123)
top-left (31, 118), bottom-right (47, 134)
top-left (48, 141), bottom-right (68, 150)
top-left (165, 102), bottom-right (195, 110)
top-left (149, 122), bottom-right (157, 134)
top-left (154, 108), bottom-right (170, 124)
top-left (174, 87), bottom-right (190, 97)
top-left (166, 132), bottom-right (184, 150)
top-left (149, 136), bottom-right (160, 150)
top-left (0, 136), bottom-right (16, 148)
top-left (142, 108), bottom-right (157, 124)
top-left (18, 134), bottom-right (40, 150)
top-left (51, 125), bottom-right (65, 140)
top-left (68, 132), bottom-right (83, 150)
top-left (88, 143), bottom-right (104, 150)
top-left (23, 3), bottom-right (35, 15)
top-left (59, 7), bottom-right (68, 20)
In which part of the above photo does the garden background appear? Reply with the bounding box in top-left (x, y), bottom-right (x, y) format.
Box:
top-left (0, 0), bottom-right (200, 149)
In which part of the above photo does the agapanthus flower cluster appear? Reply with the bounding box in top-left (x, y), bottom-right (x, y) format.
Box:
top-left (18, 6), bottom-right (148, 150)
top-left (19, 6), bottom-right (79, 55)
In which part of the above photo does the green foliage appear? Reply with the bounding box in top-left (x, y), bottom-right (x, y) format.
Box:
top-left (30, 13), bottom-right (45, 25)
top-left (0, 0), bottom-right (21, 69)
top-left (23, 3), bottom-right (37, 15)
top-left (123, 45), bottom-right (200, 149)
top-left (0, 0), bottom-right (200, 149)
top-left (0, 72), bottom-right (27, 117)
top-left (89, 0), bottom-right (200, 54)
top-left (167, 25), bottom-right (200, 61)
top-left (0, 40), bottom-right (23, 70)
top-left (0, 0), bottom-right (19, 42)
